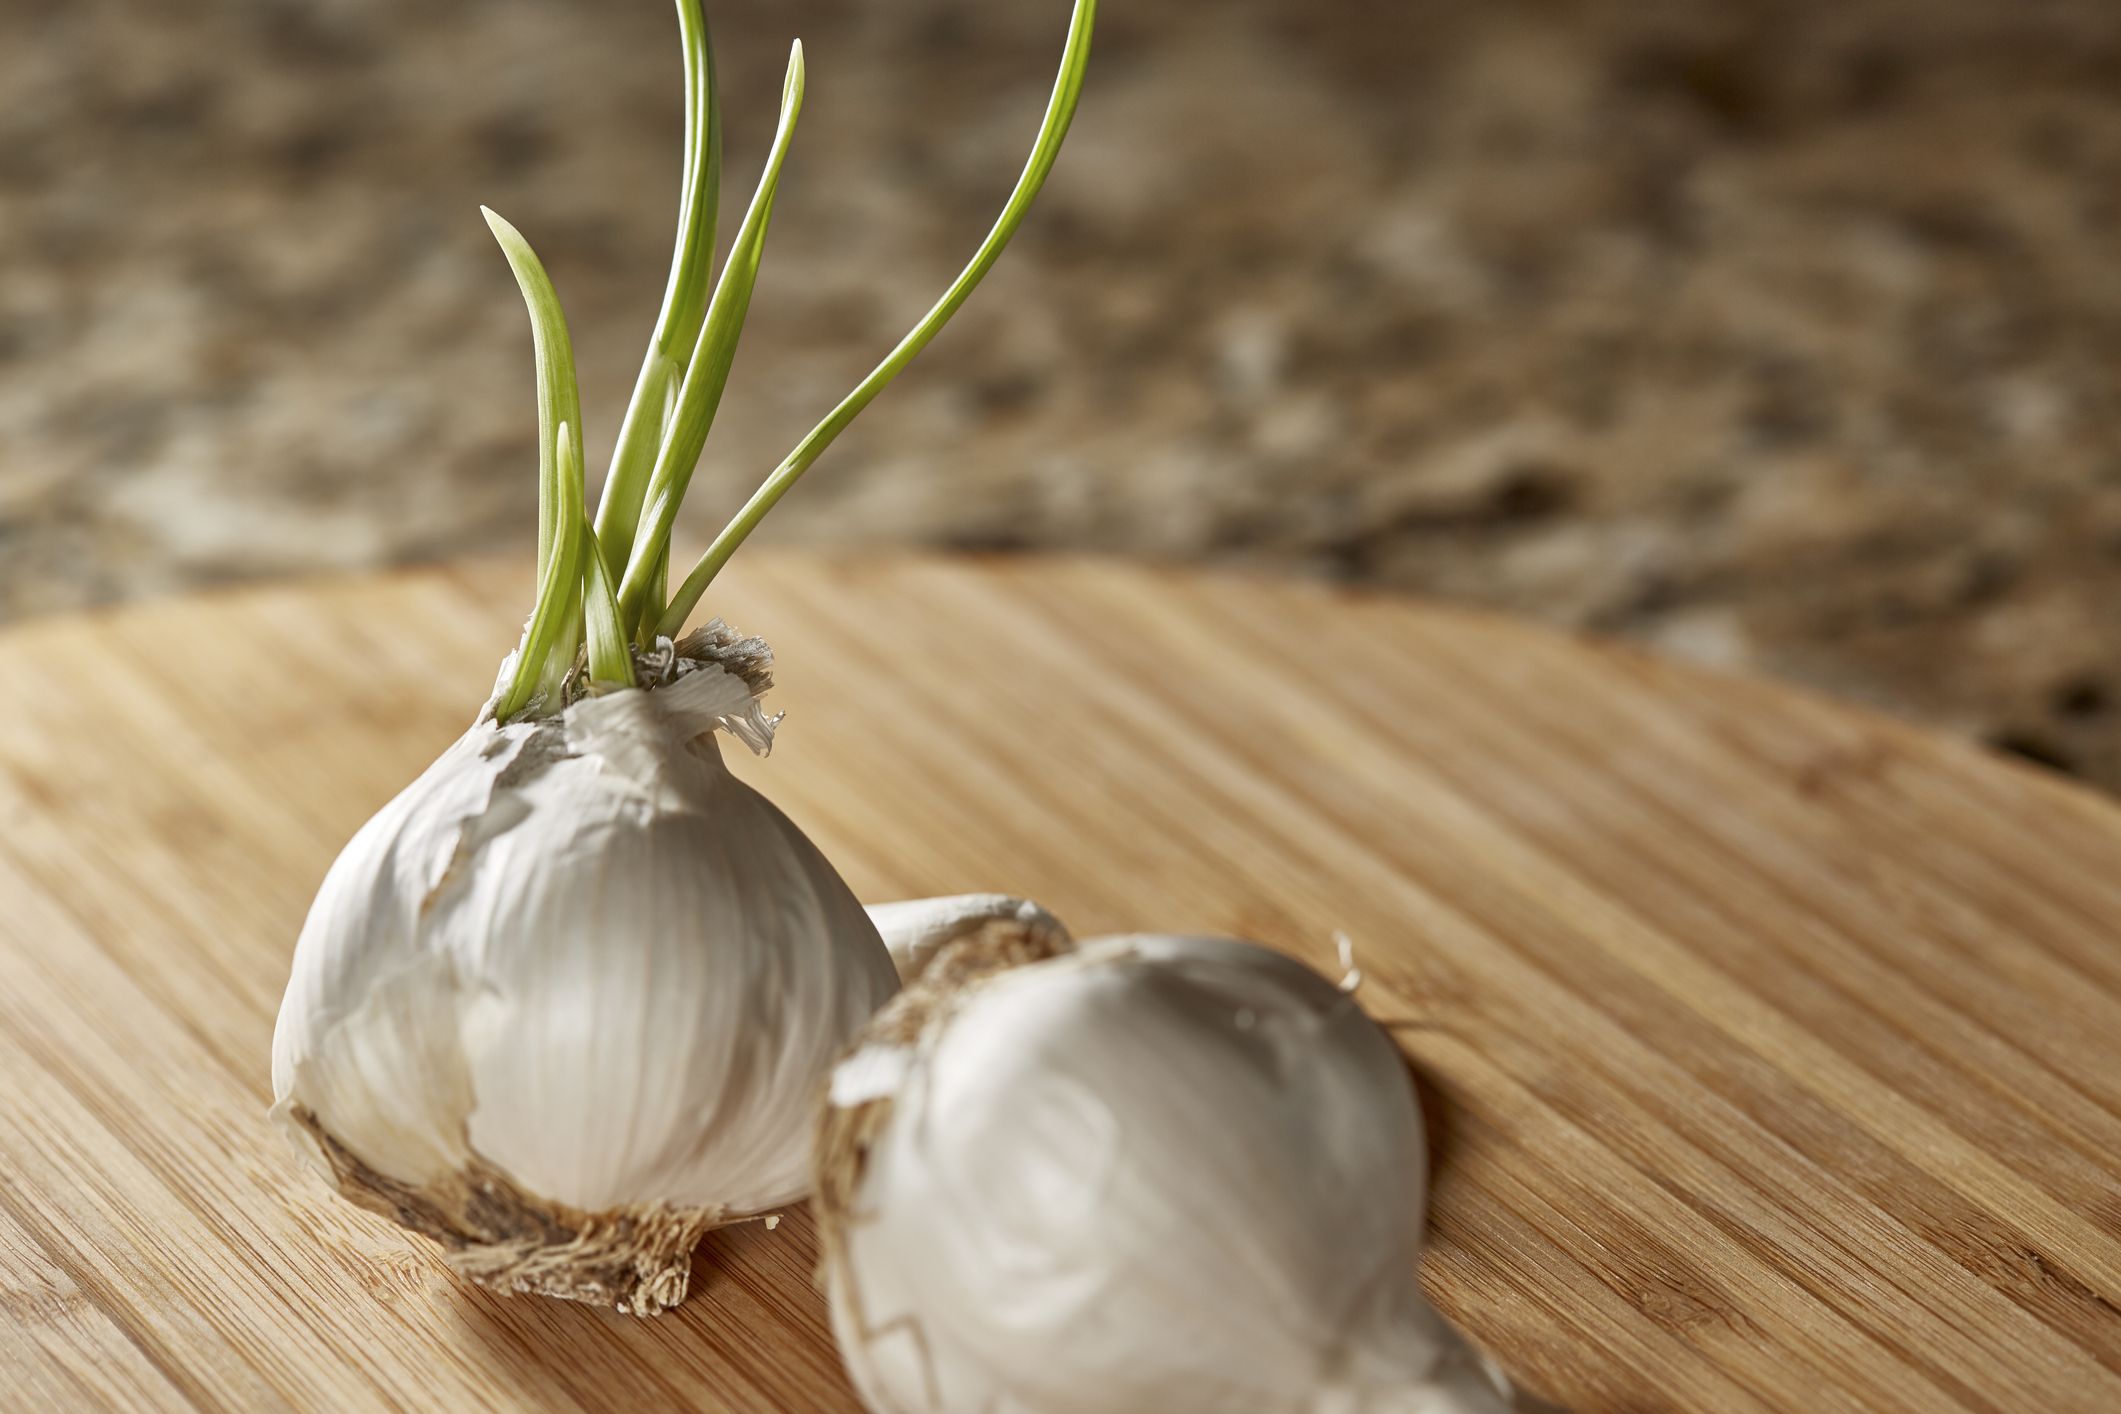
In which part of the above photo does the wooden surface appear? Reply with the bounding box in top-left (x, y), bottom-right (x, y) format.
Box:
top-left (1, 554), bottom-right (2118, 1412)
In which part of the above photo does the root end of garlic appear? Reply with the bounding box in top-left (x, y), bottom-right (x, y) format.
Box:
top-left (813, 917), bottom-right (1075, 1280)
top-left (855, 920), bottom-right (1076, 1053)
top-left (867, 893), bottom-right (1073, 985)
top-left (290, 1106), bottom-right (730, 1317)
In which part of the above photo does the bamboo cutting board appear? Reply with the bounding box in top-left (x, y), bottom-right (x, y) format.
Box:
top-left (1, 554), bottom-right (2118, 1413)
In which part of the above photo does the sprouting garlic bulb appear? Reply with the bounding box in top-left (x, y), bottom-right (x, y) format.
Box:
top-left (816, 932), bottom-right (1525, 1414)
top-left (271, 639), bottom-right (899, 1315)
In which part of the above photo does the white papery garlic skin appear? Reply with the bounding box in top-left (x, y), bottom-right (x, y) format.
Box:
top-left (271, 654), bottom-right (899, 1314)
top-left (816, 933), bottom-right (1521, 1414)
top-left (865, 893), bottom-right (1073, 983)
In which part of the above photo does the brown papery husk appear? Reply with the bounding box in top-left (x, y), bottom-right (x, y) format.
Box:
top-left (291, 1106), bottom-right (754, 1316)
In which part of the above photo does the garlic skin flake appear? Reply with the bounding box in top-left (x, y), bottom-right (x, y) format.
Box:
top-left (272, 657), bottom-right (899, 1314)
top-left (865, 893), bottom-right (1073, 984)
top-left (816, 933), bottom-right (1521, 1413)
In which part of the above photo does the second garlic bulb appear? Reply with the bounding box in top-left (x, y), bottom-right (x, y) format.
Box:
top-left (816, 931), bottom-right (1522, 1413)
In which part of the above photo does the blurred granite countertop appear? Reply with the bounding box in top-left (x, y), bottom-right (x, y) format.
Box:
top-left (5, 0), bottom-right (2121, 785)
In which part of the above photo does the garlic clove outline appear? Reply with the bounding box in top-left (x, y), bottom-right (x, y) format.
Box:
top-left (815, 931), bottom-right (1529, 1412)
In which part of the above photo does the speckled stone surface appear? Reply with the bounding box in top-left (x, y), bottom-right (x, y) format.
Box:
top-left (5, 0), bottom-right (2121, 784)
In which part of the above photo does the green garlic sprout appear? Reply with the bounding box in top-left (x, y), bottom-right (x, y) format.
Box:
top-left (486, 0), bottom-right (1096, 722)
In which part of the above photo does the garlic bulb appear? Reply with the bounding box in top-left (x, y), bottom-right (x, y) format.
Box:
top-left (272, 636), bottom-right (898, 1314)
top-left (816, 932), bottom-right (1524, 1413)
top-left (267, 0), bottom-right (1097, 1321)
top-left (256, 0), bottom-right (1102, 1314)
